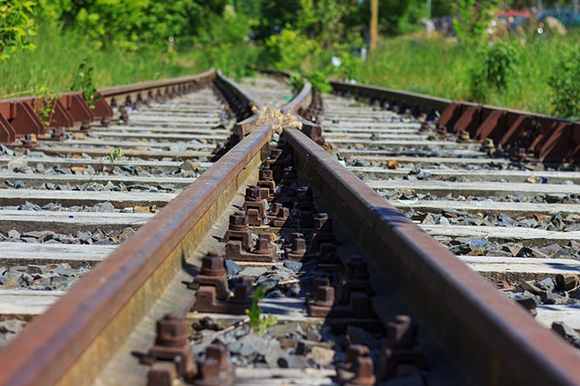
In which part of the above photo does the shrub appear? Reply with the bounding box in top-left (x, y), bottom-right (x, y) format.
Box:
top-left (549, 47), bottom-right (580, 120)
top-left (265, 29), bottom-right (320, 72)
top-left (469, 40), bottom-right (522, 102)
top-left (0, 0), bottom-right (36, 60)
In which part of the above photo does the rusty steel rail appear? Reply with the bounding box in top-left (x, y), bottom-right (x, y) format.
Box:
top-left (284, 126), bottom-right (580, 385)
top-left (0, 123), bottom-right (274, 386)
top-left (331, 80), bottom-right (580, 163)
top-left (0, 76), bottom-right (317, 386)
top-left (0, 69), bottom-right (224, 145)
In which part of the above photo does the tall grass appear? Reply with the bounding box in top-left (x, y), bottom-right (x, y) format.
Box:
top-left (0, 26), bottom-right (207, 98)
top-left (315, 30), bottom-right (580, 115)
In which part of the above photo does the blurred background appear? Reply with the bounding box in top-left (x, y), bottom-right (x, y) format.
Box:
top-left (1, 0), bottom-right (579, 119)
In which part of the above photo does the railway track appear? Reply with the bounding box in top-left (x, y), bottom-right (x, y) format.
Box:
top-left (0, 71), bottom-right (579, 386)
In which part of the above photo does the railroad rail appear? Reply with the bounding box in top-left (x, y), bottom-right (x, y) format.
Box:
top-left (0, 71), bottom-right (579, 386)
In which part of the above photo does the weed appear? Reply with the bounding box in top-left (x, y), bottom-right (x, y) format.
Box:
top-left (85, 148), bottom-right (124, 189)
top-left (108, 148), bottom-right (123, 163)
top-left (549, 47), bottom-right (580, 120)
top-left (35, 87), bottom-right (60, 126)
top-left (246, 286), bottom-right (278, 334)
top-left (469, 41), bottom-right (522, 102)
top-left (71, 58), bottom-right (100, 109)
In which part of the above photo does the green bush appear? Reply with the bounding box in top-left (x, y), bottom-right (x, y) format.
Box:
top-left (265, 29), bottom-right (320, 72)
top-left (0, 0), bottom-right (36, 60)
top-left (469, 41), bottom-right (522, 102)
top-left (549, 47), bottom-right (580, 120)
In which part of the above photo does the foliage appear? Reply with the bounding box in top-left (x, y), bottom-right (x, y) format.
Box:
top-left (374, 0), bottom-right (428, 36)
top-left (306, 71), bottom-right (332, 94)
top-left (549, 47), bottom-right (580, 120)
top-left (35, 87), bottom-right (59, 126)
top-left (71, 58), bottom-right (101, 108)
top-left (246, 286), bottom-right (278, 334)
top-left (265, 29), bottom-right (320, 72)
top-left (0, 0), bottom-right (36, 60)
top-left (290, 74), bottom-right (305, 93)
top-left (453, 0), bottom-right (499, 45)
top-left (469, 40), bottom-right (522, 102)
top-left (108, 148), bottom-right (123, 163)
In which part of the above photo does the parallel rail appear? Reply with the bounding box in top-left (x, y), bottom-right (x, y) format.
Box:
top-left (330, 80), bottom-right (580, 163)
top-left (0, 72), bottom-right (579, 386)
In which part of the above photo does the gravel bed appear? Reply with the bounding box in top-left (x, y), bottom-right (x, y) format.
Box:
top-left (0, 227), bottom-right (136, 245)
top-left (433, 236), bottom-right (580, 259)
top-left (406, 210), bottom-right (580, 232)
top-left (381, 190), bottom-right (580, 205)
top-left (1, 157), bottom-right (206, 180)
top-left (0, 201), bottom-right (158, 213)
top-left (504, 276), bottom-right (580, 350)
top-left (0, 263), bottom-right (89, 290)
top-left (190, 318), bottom-right (380, 370)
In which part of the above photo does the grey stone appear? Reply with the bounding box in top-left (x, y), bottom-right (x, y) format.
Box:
top-left (94, 202), bottom-right (115, 213)
top-left (264, 339), bottom-right (288, 368)
top-left (224, 260), bottom-right (240, 276)
top-left (347, 326), bottom-right (380, 349)
top-left (45, 182), bottom-right (56, 190)
top-left (537, 278), bottom-right (555, 291)
top-left (239, 267), bottom-right (268, 277)
top-left (229, 333), bottom-right (269, 357)
top-left (283, 260), bottom-right (302, 272)
top-left (0, 144), bottom-right (14, 156)
top-left (35, 163), bottom-right (45, 172)
top-left (7, 230), bottom-right (20, 239)
top-left (7, 157), bottom-right (28, 172)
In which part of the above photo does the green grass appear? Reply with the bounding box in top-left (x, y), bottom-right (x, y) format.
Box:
top-left (315, 31), bottom-right (580, 115)
top-left (0, 26), bottom-right (209, 98)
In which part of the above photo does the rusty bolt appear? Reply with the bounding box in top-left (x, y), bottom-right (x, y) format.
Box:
top-left (290, 232), bottom-right (306, 251)
top-left (205, 344), bottom-right (230, 372)
top-left (270, 149), bottom-right (282, 160)
top-left (313, 277), bottom-right (330, 292)
top-left (387, 315), bottom-right (416, 350)
top-left (349, 356), bottom-right (376, 385)
top-left (147, 362), bottom-right (177, 386)
top-left (155, 314), bottom-right (187, 348)
top-left (229, 211), bottom-right (248, 228)
top-left (314, 285), bottom-right (334, 307)
top-left (259, 168), bottom-right (273, 181)
top-left (254, 233), bottom-right (272, 254)
top-left (110, 97), bottom-right (118, 108)
top-left (347, 256), bottom-right (369, 280)
top-left (200, 252), bottom-right (225, 277)
top-left (345, 344), bottom-right (371, 369)
top-left (245, 185), bottom-right (261, 201)
top-left (198, 358), bottom-right (220, 382)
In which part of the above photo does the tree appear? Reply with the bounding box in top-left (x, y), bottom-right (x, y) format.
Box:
top-left (0, 0), bottom-right (36, 60)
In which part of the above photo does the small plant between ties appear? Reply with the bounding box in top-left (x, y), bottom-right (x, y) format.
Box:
top-left (85, 148), bottom-right (124, 190)
top-left (35, 87), bottom-right (60, 126)
top-left (72, 57), bottom-right (101, 109)
top-left (246, 286), bottom-right (278, 334)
